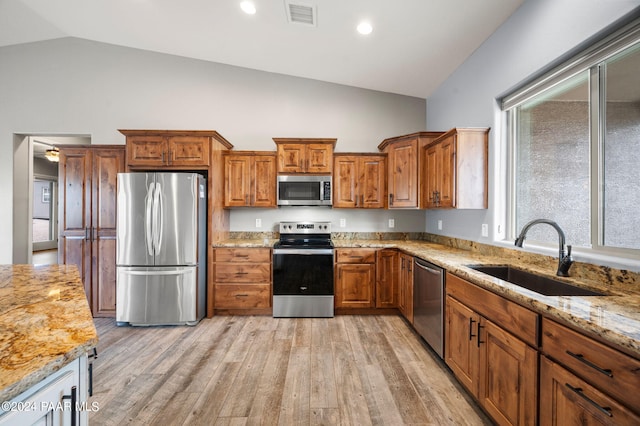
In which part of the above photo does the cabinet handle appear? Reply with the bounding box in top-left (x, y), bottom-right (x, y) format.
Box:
top-left (566, 351), bottom-right (613, 378)
top-left (477, 323), bottom-right (484, 347)
top-left (235, 294), bottom-right (249, 297)
top-left (62, 385), bottom-right (78, 426)
top-left (236, 272), bottom-right (248, 275)
top-left (88, 348), bottom-right (97, 397)
top-left (168, 149), bottom-right (172, 165)
top-left (360, 195), bottom-right (364, 206)
top-left (389, 193), bottom-right (394, 205)
top-left (91, 227), bottom-right (95, 241)
top-left (468, 318), bottom-right (476, 341)
top-left (85, 227), bottom-right (90, 240)
top-left (565, 383), bottom-right (613, 417)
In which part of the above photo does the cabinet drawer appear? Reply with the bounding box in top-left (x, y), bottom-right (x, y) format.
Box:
top-left (446, 273), bottom-right (538, 347)
top-left (214, 284), bottom-right (271, 308)
top-left (214, 248), bottom-right (271, 263)
top-left (540, 356), bottom-right (640, 424)
top-left (542, 318), bottom-right (640, 412)
top-left (215, 263), bottom-right (271, 283)
top-left (336, 248), bottom-right (376, 264)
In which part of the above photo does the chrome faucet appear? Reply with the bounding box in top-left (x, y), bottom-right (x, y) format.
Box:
top-left (514, 219), bottom-right (574, 277)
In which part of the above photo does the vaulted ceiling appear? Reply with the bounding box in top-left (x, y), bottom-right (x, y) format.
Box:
top-left (0, 0), bottom-right (524, 98)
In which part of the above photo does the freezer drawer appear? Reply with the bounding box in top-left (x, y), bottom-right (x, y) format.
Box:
top-left (116, 266), bottom-right (204, 326)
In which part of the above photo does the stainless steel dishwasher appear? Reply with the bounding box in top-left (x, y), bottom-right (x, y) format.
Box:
top-left (413, 258), bottom-right (445, 358)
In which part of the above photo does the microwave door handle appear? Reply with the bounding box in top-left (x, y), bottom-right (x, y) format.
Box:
top-left (154, 182), bottom-right (163, 255)
top-left (145, 182), bottom-right (155, 256)
top-left (320, 181), bottom-right (324, 201)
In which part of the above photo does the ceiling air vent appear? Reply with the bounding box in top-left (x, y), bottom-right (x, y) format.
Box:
top-left (285, 1), bottom-right (316, 27)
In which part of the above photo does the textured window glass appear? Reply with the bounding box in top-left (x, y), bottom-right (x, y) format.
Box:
top-left (603, 43), bottom-right (640, 249)
top-left (514, 71), bottom-right (591, 247)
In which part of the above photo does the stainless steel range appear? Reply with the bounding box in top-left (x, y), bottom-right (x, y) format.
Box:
top-left (272, 221), bottom-right (334, 318)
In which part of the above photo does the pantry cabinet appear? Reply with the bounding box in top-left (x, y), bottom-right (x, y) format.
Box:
top-left (58, 146), bottom-right (125, 317)
top-left (333, 154), bottom-right (386, 208)
top-left (213, 248), bottom-right (271, 312)
top-left (378, 132), bottom-right (443, 208)
top-left (224, 151), bottom-right (276, 207)
top-left (423, 128), bottom-right (489, 209)
top-left (335, 249), bottom-right (376, 308)
top-left (273, 138), bottom-right (336, 174)
top-left (540, 318), bottom-right (640, 423)
top-left (445, 273), bottom-right (538, 426)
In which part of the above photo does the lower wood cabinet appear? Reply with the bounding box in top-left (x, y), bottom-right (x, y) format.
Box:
top-left (541, 317), bottom-right (640, 423)
top-left (398, 253), bottom-right (413, 323)
top-left (335, 248), bottom-right (376, 308)
top-left (540, 356), bottom-right (640, 425)
top-left (445, 273), bottom-right (538, 426)
top-left (213, 248), bottom-right (271, 311)
top-left (375, 249), bottom-right (398, 308)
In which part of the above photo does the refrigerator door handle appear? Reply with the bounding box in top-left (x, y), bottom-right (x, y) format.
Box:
top-left (154, 182), bottom-right (163, 255)
top-left (145, 182), bottom-right (155, 256)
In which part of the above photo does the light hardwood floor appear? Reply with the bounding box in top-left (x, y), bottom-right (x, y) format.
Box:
top-left (89, 315), bottom-right (491, 425)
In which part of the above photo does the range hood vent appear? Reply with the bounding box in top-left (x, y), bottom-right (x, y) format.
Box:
top-left (285, 1), bottom-right (316, 26)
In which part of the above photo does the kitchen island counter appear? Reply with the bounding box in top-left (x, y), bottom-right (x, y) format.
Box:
top-left (0, 264), bottom-right (98, 402)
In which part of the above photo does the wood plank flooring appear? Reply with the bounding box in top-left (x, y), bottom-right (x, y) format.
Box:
top-left (89, 315), bottom-right (491, 425)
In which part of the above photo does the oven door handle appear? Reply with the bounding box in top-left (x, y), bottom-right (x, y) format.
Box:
top-left (273, 249), bottom-right (334, 255)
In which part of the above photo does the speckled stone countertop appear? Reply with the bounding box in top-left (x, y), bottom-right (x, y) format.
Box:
top-left (0, 265), bottom-right (98, 402)
top-left (214, 234), bottom-right (640, 358)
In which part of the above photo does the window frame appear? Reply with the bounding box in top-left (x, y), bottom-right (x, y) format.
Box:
top-left (501, 17), bottom-right (640, 263)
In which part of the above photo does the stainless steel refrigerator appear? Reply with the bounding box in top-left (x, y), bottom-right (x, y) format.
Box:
top-left (116, 172), bottom-right (207, 326)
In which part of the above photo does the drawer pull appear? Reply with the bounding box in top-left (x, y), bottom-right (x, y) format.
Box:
top-left (236, 272), bottom-right (249, 275)
top-left (565, 384), bottom-right (613, 417)
top-left (566, 351), bottom-right (613, 377)
top-left (236, 254), bottom-right (250, 258)
top-left (477, 323), bottom-right (484, 347)
top-left (235, 294), bottom-right (249, 297)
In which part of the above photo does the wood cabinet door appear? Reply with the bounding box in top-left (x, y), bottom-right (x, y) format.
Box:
top-left (540, 356), bottom-right (639, 426)
top-left (399, 253), bottom-right (414, 322)
top-left (437, 136), bottom-right (455, 208)
top-left (333, 156), bottom-right (358, 208)
top-left (445, 296), bottom-right (480, 397)
top-left (126, 135), bottom-right (167, 166)
top-left (376, 249), bottom-right (397, 308)
top-left (277, 143), bottom-right (305, 173)
top-left (388, 139), bottom-right (418, 208)
top-left (424, 144), bottom-right (438, 208)
top-left (169, 136), bottom-right (210, 167)
top-left (252, 154), bottom-right (276, 207)
top-left (360, 156), bottom-right (386, 208)
top-left (306, 144), bottom-right (333, 173)
top-left (59, 148), bottom-right (93, 303)
top-left (91, 148), bottom-right (124, 317)
top-left (335, 263), bottom-right (375, 308)
top-left (224, 155), bottom-right (251, 207)
top-left (478, 319), bottom-right (538, 426)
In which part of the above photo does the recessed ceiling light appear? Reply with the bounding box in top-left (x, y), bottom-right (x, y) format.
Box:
top-left (357, 21), bottom-right (373, 35)
top-left (240, 1), bottom-right (256, 15)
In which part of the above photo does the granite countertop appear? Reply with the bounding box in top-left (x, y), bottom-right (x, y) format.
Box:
top-left (214, 237), bottom-right (640, 358)
top-left (0, 265), bottom-right (98, 402)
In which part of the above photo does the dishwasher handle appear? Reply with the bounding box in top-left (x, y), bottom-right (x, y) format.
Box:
top-left (414, 259), bottom-right (442, 275)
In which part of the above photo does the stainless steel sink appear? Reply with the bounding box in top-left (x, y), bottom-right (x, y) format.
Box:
top-left (466, 265), bottom-right (606, 296)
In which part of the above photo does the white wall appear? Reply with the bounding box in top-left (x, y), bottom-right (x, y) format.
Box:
top-left (0, 38), bottom-right (426, 263)
top-left (425, 0), bottom-right (640, 244)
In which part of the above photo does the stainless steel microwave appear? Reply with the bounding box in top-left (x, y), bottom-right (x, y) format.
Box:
top-left (277, 175), bottom-right (332, 206)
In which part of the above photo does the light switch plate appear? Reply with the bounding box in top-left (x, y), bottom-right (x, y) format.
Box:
top-left (437, 220), bottom-right (443, 230)
top-left (339, 218), bottom-right (346, 228)
top-left (255, 218), bottom-right (262, 228)
top-left (389, 219), bottom-right (395, 228)
top-left (481, 223), bottom-right (488, 237)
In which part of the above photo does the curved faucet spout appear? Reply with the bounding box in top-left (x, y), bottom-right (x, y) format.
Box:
top-left (515, 219), bottom-right (573, 277)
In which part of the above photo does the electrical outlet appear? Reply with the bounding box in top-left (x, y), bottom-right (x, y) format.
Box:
top-left (481, 223), bottom-right (489, 237)
top-left (437, 220), bottom-right (443, 230)
top-left (388, 219), bottom-right (395, 228)
top-left (339, 218), bottom-right (346, 228)
top-left (255, 218), bottom-right (262, 228)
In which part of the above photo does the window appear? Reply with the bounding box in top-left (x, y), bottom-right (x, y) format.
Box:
top-left (503, 19), bottom-right (640, 258)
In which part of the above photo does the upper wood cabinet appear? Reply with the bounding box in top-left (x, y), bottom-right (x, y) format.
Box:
top-left (58, 146), bottom-right (125, 318)
top-left (120, 130), bottom-right (232, 169)
top-left (273, 138), bottom-right (336, 174)
top-left (378, 132), bottom-right (443, 208)
top-left (424, 128), bottom-right (489, 209)
top-left (333, 154), bottom-right (386, 208)
top-left (224, 151), bottom-right (277, 208)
